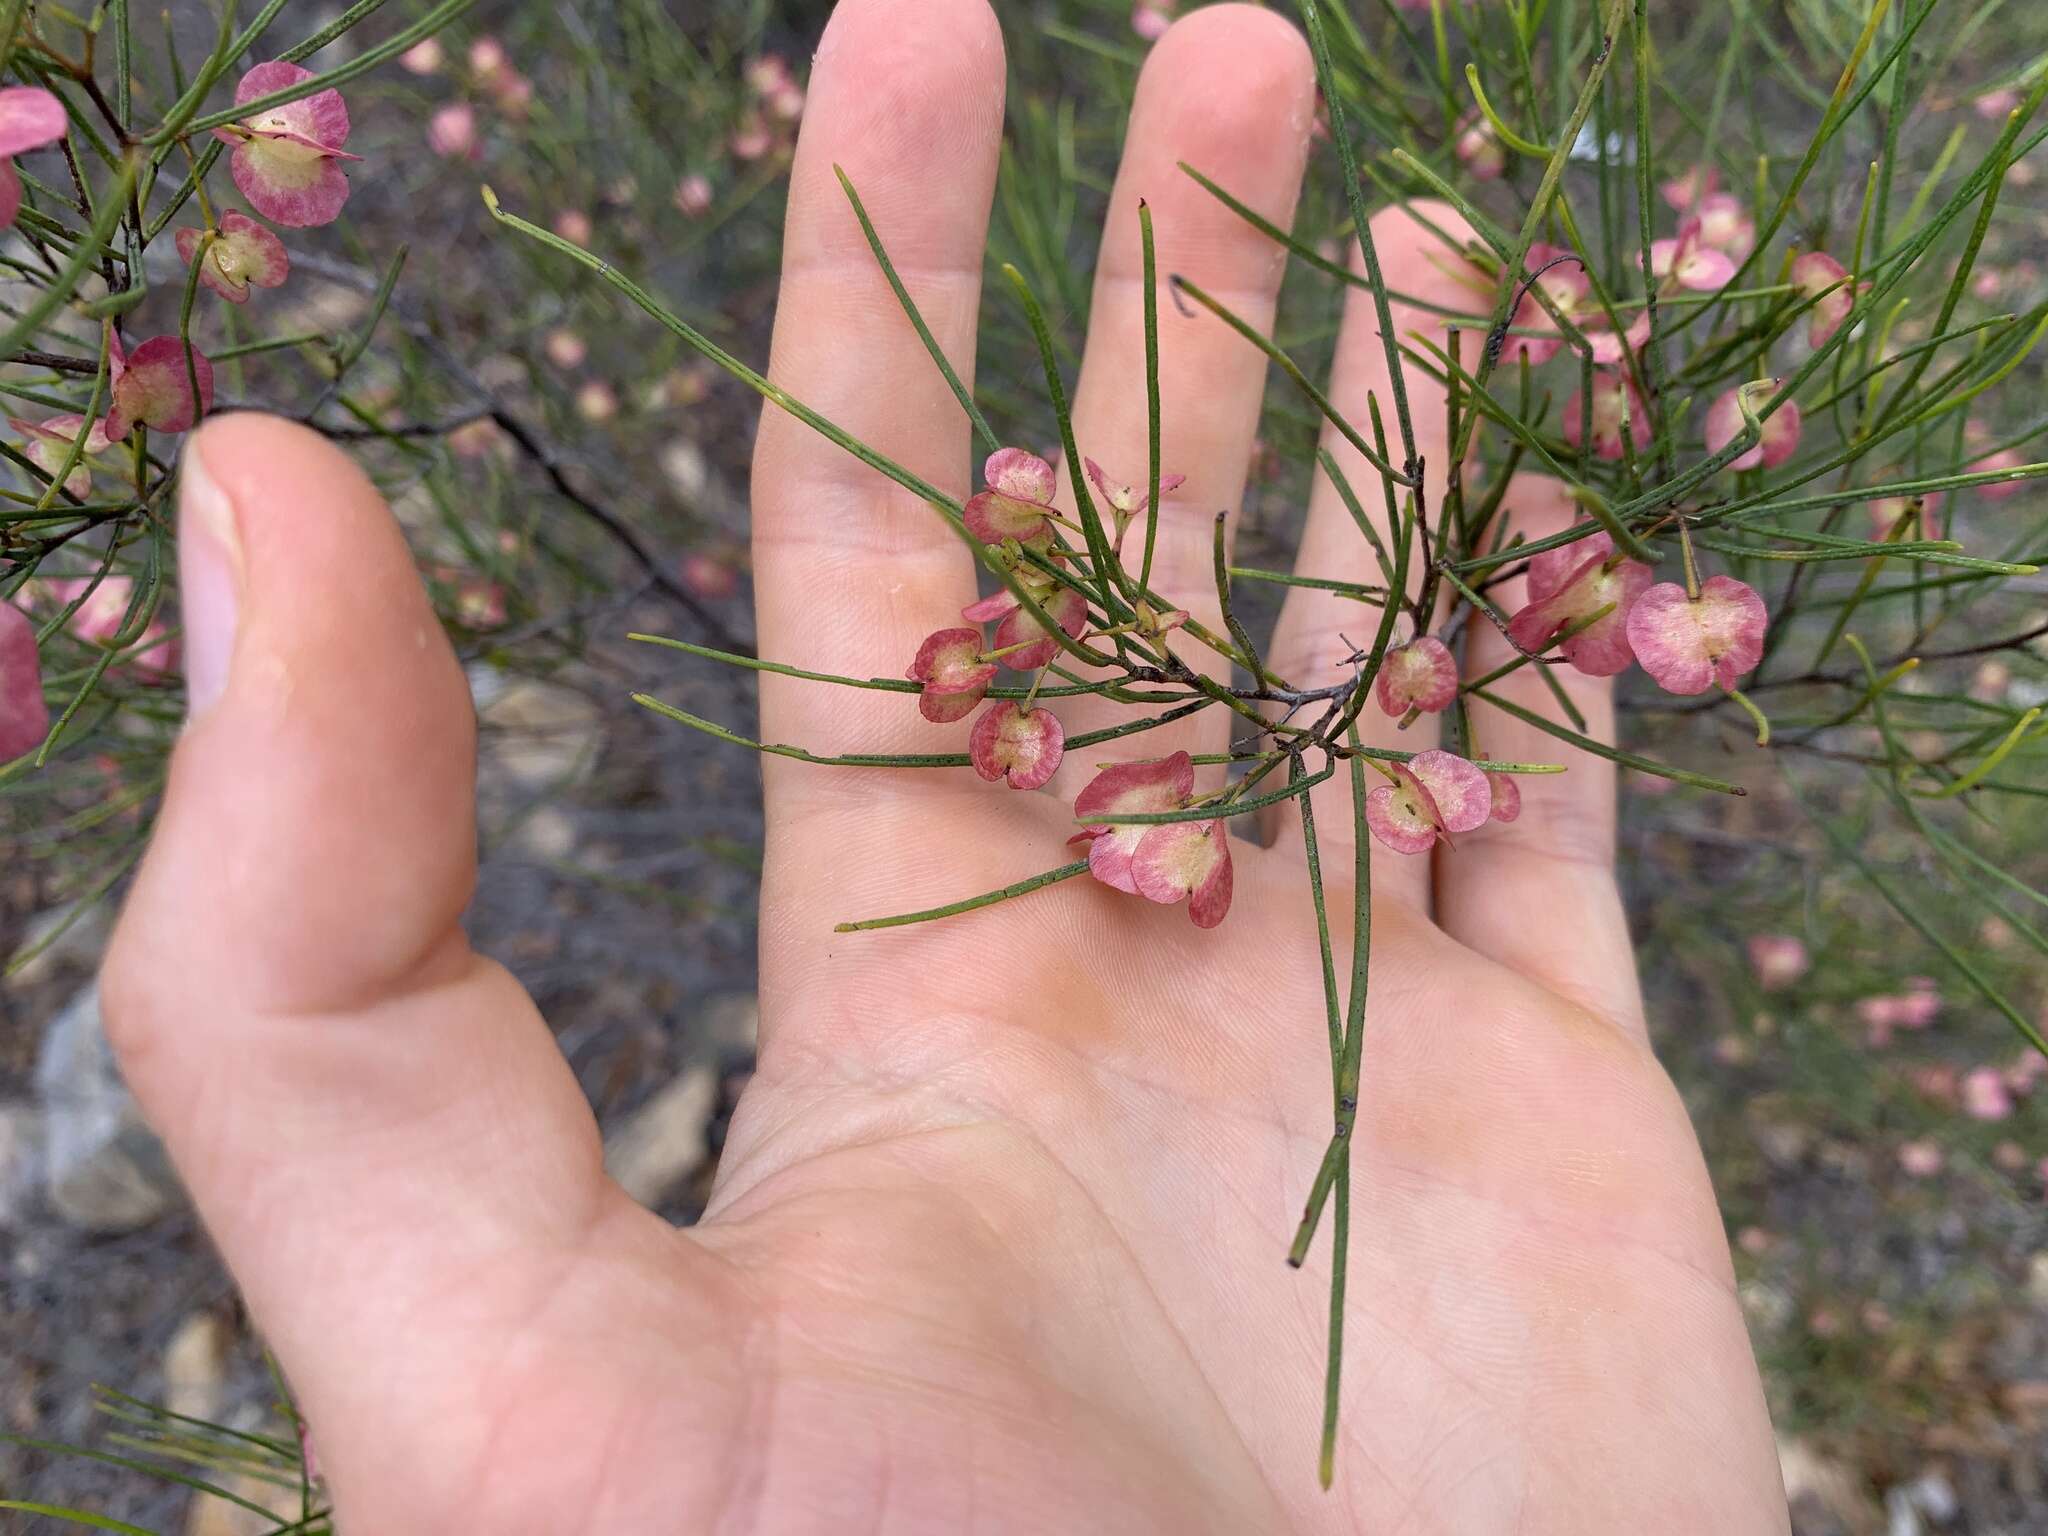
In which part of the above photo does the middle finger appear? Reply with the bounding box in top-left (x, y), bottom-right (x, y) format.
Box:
top-left (1039, 4), bottom-right (1316, 798)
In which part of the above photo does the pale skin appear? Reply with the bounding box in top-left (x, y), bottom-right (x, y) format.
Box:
top-left (101, 1), bottom-right (1790, 1531)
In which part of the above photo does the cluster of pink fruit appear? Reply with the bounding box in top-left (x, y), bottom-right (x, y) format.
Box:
top-left (0, 576), bottom-right (178, 762)
top-left (413, 34), bottom-right (802, 245)
top-left (1480, 170), bottom-right (1866, 477)
top-left (684, 55), bottom-right (807, 215)
top-left (1347, 516), bottom-right (1770, 836)
top-left (1745, 935), bottom-right (2048, 1133)
top-left (905, 447), bottom-right (1243, 926)
top-left (409, 34), bottom-right (536, 165)
top-left (24, 60), bottom-right (363, 458)
top-left (2, 62), bottom-right (368, 763)
top-left (902, 439), bottom-right (1775, 925)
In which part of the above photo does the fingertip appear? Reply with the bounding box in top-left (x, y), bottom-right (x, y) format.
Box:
top-left (183, 410), bottom-right (472, 794)
top-left (1154, 4), bottom-right (1314, 110)
top-left (1447, 469), bottom-right (1623, 918)
top-left (176, 427), bottom-right (244, 719)
top-left (1320, 201), bottom-right (1486, 489)
top-left (814, 0), bottom-right (1005, 140)
top-left (1120, 3), bottom-right (1316, 262)
top-left (818, 0), bottom-right (1004, 71)
top-left (790, 0), bottom-right (1005, 270)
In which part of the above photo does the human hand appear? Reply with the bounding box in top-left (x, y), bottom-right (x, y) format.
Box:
top-left (104, 1), bottom-right (1788, 1530)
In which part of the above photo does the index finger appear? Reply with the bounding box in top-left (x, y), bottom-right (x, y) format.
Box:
top-left (750, 0), bottom-right (1005, 769)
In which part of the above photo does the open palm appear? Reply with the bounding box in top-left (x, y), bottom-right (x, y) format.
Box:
top-left (103, 1), bottom-right (1786, 1531)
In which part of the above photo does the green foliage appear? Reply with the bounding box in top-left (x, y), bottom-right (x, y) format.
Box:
top-left (8, 0), bottom-right (2048, 1517)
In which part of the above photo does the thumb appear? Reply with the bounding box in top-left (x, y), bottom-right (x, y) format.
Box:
top-left (102, 413), bottom-right (613, 1462)
top-left (139, 410), bottom-right (478, 1010)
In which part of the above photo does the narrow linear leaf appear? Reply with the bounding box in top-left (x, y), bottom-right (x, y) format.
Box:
top-left (834, 860), bottom-right (1090, 932)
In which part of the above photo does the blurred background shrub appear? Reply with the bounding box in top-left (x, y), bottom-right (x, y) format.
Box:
top-left (1, 1), bottom-right (2045, 1530)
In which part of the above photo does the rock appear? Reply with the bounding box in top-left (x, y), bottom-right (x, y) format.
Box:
top-left (467, 660), bottom-right (512, 712)
top-left (604, 1066), bottom-right (718, 1209)
top-left (2026, 1250), bottom-right (2048, 1309)
top-left (1779, 1434), bottom-right (1881, 1536)
top-left (1883, 1486), bottom-right (1924, 1536)
top-left (389, 482), bottom-right (441, 536)
top-left (1751, 1117), bottom-right (1813, 1169)
top-left (6, 899), bottom-right (111, 985)
top-left (473, 671), bottom-right (604, 794)
top-left (2002, 1378), bottom-right (2048, 1418)
top-left (0, 1103), bottom-right (43, 1227)
top-left (36, 980), bottom-right (183, 1231)
top-left (513, 804), bottom-right (578, 860)
top-left (473, 351), bottom-right (527, 393)
top-left (163, 1312), bottom-right (230, 1422)
top-left (1739, 1278), bottom-right (1794, 1336)
top-left (1904, 1470), bottom-right (1958, 1524)
top-left (660, 438), bottom-right (709, 500)
top-left (699, 992), bottom-right (759, 1057)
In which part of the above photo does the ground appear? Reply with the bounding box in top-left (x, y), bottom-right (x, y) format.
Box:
top-left (2, 1), bottom-right (2046, 1532)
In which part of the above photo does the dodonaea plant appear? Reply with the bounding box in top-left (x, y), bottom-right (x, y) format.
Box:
top-left (4, 0), bottom-right (2046, 1501)
top-left (482, 0), bottom-right (2048, 1482)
